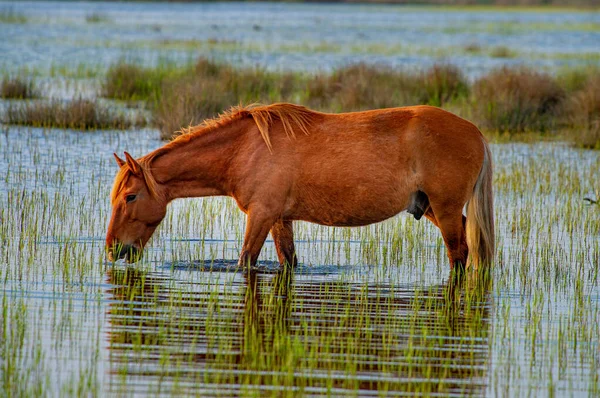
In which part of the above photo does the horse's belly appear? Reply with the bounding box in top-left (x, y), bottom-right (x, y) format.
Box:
top-left (287, 181), bottom-right (413, 227)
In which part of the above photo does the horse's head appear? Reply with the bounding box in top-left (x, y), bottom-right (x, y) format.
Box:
top-left (106, 152), bottom-right (167, 262)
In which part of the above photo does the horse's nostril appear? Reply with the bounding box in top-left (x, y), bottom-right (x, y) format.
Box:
top-left (107, 243), bottom-right (132, 262)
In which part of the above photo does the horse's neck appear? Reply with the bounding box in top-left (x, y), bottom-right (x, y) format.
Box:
top-left (151, 119), bottom-right (248, 201)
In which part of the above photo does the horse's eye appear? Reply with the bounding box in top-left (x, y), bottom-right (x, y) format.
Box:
top-left (125, 194), bottom-right (137, 203)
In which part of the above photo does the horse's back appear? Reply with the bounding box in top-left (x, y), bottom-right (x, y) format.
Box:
top-left (265, 106), bottom-right (483, 226)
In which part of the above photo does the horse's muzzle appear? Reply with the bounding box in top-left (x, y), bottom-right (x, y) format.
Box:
top-left (107, 244), bottom-right (141, 263)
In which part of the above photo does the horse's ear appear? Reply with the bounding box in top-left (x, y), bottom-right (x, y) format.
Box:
top-left (124, 151), bottom-right (142, 176)
top-left (114, 153), bottom-right (126, 168)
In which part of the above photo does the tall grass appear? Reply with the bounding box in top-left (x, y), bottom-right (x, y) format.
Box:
top-left (1, 77), bottom-right (38, 99)
top-left (101, 62), bottom-right (171, 101)
top-left (0, 7), bottom-right (26, 24)
top-left (472, 67), bottom-right (564, 133)
top-left (154, 60), bottom-right (300, 138)
top-left (564, 72), bottom-right (600, 148)
top-left (3, 98), bottom-right (145, 130)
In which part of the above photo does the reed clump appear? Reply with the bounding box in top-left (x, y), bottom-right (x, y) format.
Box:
top-left (0, 7), bottom-right (26, 24)
top-left (101, 62), bottom-right (170, 101)
top-left (154, 59), bottom-right (299, 138)
top-left (564, 72), bottom-right (600, 148)
top-left (1, 77), bottom-right (38, 99)
top-left (3, 98), bottom-right (145, 130)
top-left (85, 12), bottom-right (110, 24)
top-left (306, 63), bottom-right (468, 111)
top-left (472, 67), bottom-right (564, 133)
top-left (420, 63), bottom-right (469, 107)
top-left (306, 63), bottom-right (416, 111)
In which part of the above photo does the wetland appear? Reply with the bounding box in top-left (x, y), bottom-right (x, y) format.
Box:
top-left (1, 1), bottom-right (599, 397)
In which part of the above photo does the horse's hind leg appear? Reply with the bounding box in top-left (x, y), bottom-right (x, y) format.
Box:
top-left (430, 205), bottom-right (469, 269)
top-left (424, 207), bottom-right (438, 227)
top-left (271, 219), bottom-right (297, 267)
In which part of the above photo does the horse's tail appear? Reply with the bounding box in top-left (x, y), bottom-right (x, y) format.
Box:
top-left (466, 138), bottom-right (495, 268)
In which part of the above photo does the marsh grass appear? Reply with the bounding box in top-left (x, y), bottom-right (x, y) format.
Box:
top-left (100, 59), bottom-right (600, 145)
top-left (0, 124), bottom-right (599, 396)
top-left (1, 76), bottom-right (38, 99)
top-left (472, 67), bottom-right (564, 133)
top-left (488, 46), bottom-right (517, 58)
top-left (3, 98), bottom-right (146, 130)
top-left (11, 58), bottom-right (597, 147)
top-left (101, 62), bottom-right (174, 101)
top-left (564, 73), bottom-right (600, 148)
top-left (142, 61), bottom-right (469, 138)
top-left (0, 6), bottom-right (26, 24)
top-left (154, 59), bottom-right (300, 138)
top-left (85, 12), bottom-right (110, 24)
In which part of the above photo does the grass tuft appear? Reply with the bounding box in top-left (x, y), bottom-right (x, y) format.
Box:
top-left (2, 98), bottom-right (145, 130)
top-left (565, 72), bottom-right (600, 148)
top-left (1, 77), bottom-right (38, 99)
top-left (420, 63), bottom-right (469, 107)
top-left (472, 67), bottom-right (564, 133)
top-left (101, 62), bottom-right (167, 101)
top-left (0, 7), bottom-right (26, 24)
top-left (85, 12), bottom-right (110, 24)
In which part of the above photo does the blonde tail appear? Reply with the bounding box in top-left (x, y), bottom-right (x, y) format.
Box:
top-left (466, 139), bottom-right (495, 268)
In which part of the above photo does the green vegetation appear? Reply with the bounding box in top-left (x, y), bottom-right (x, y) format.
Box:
top-left (96, 58), bottom-right (600, 147)
top-left (3, 98), bottom-right (146, 130)
top-left (2, 59), bottom-right (598, 147)
top-left (0, 76), bottom-right (38, 99)
top-left (0, 6), bottom-right (26, 24)
top-left (1, 125), bottom-right (598, 395)
top-left (85, 12), bottom-right (110, 24)
top-left (472, 66), bottom-right (564, 133)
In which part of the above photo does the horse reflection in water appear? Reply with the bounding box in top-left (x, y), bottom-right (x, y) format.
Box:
top-left (105, 265), bottom-right (491, 396)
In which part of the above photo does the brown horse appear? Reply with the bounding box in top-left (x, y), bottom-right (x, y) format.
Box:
top-left (106, 103), bottom-right (494, 269)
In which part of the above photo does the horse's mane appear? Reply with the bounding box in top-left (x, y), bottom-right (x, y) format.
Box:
top-left (172, 102), bottom-right (316, 152)
top-left (111, 103), bottom-right (316, 202)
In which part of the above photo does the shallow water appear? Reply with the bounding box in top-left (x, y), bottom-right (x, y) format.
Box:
top-left (0, 126), bottom-right (598, 396)
top-left (1, 1), bottom-right (599, 78)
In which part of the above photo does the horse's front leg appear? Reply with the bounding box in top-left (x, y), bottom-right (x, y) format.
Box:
top-left (238, 207), bottom-right (278, 268)
top-left (271, 219), bottom-right (297, 267)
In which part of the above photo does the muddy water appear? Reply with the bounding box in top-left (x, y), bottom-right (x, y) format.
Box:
top-left (1, 126), bottom-right (598, 396)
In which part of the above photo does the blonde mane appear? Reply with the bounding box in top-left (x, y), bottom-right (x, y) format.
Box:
top-left (174, 103), bottom-right (315, 152)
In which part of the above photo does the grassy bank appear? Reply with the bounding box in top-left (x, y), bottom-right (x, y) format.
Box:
top-left (99, 59), bottom-right (600, 147)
